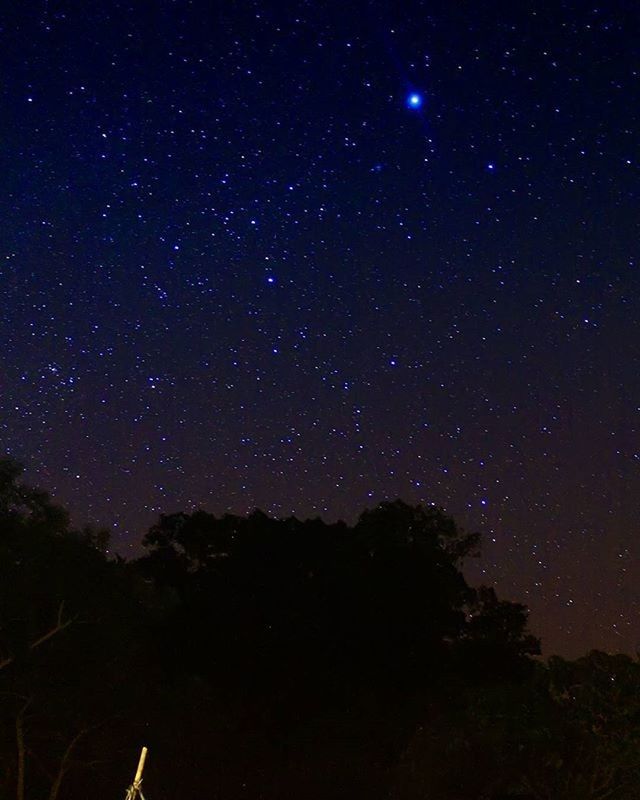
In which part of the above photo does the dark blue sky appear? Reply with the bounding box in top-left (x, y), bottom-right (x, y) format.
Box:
top-left (2, 0), bottom-right (638, 656)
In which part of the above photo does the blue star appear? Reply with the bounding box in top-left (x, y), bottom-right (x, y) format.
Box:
top-left (406, 92), bottom-right (423, 110)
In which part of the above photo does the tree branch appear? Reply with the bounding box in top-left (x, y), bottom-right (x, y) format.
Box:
top-left (48, 727), bottom-right (91, 800)
top-left (15, 699), bottom-right (31, 800)
top-left (30, 602), bottom-right (75, 651)
top-left (0, 602), bottom-right (76, 672)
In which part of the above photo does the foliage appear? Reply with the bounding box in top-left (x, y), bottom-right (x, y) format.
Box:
top-left (8, 459), bottom-right (640, 800)
top-left (0, 460), bottom-right (146, 800)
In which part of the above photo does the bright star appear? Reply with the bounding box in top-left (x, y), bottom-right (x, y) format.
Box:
top-left (406, 93), bottom-right (423, 109)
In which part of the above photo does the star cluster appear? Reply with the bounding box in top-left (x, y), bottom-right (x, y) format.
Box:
top-left (1, 0), bottom-right (638, 656)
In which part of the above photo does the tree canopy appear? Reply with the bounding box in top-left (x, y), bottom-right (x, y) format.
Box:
top-left (2, 458), bottom-right (638, 800)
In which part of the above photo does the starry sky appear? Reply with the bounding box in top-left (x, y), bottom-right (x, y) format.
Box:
top-left (2, 0), bottom-right (638, 657)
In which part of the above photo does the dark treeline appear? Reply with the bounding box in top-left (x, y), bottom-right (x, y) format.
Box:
top-left (2, 459), bottom-right (640, 800)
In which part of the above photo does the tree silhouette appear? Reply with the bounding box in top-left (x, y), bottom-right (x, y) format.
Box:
top-left (0, 460), bottom-right (145, 800)
top-left (2, 458), bottom-right (598, 800)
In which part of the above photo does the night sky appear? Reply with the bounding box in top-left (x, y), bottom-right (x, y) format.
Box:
top-left (2, 0), bottom-right (638, 658)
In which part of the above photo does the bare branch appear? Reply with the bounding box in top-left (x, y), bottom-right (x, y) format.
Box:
top-left (48, 727), bottom-right (91, 800)
top-left (0, 602), bottom-right (76, 673)
top-left (15, 699), bottom-right (31, 800)
top-left (30, 602), bottom-right (76, 651)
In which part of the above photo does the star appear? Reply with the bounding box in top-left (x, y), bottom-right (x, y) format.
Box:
top-left (406, 92), bottom-right (423, 109)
